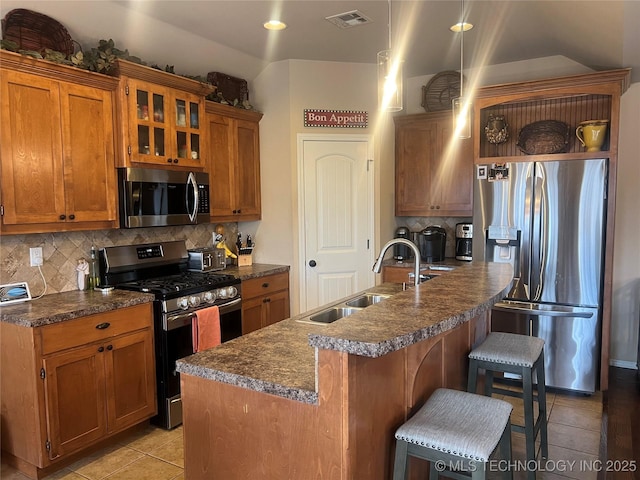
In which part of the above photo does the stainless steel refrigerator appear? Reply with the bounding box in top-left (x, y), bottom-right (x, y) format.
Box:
top-left (472, 159), bottom-right (607, 393)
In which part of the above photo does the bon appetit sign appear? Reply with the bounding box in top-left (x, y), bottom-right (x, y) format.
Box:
top-left (304, 109), bottom-right (368, 128)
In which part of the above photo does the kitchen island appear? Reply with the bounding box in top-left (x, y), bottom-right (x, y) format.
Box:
top-left (176, 261), bottom-right (512, 479)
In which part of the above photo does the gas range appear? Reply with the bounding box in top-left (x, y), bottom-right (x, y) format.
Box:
top-left (99, 240), bottom-right (243, 429)
top-left (100, 240), bottom-right (241, 316)
top-left (115, 271), bottom-right (241, 313)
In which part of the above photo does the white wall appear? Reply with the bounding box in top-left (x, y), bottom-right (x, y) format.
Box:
top-left (612, 82), bottom-right (640, 368)
top-left (248, 59), bottom-right (391, 314)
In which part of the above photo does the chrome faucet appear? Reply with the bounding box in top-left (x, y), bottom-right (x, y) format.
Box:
top-left (372, 239), bottom-right (422, 287)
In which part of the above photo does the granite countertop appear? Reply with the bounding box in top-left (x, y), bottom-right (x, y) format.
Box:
top-left (176, 261), bottom-right (513, 404)
top-left (0, 290), bottom-right (155, 328)
top-left (223, 263), bottom-right (290, 280)
top-left (0, 264), bottom-right (288, 328)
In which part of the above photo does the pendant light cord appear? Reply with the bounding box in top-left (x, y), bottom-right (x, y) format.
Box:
top-left (388, 0), bottom-right (392, 51)
top-left (460, 0), bottom-right (464, 97)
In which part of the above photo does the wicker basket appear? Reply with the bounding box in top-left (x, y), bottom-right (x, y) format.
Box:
top-left (421, 71), bottom-right (464, 112)
top-left (1, 9), bottom-right (74, 56)
top-left (206, 71), bottom-right (248, 103)
top-left (517, 120), bottom-right (570, 155)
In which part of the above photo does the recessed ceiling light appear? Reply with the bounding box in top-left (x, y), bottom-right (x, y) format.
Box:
top-left (450, 22), bottom-right (473, 33)
top-left (264, 20), bottom-right (287, 30)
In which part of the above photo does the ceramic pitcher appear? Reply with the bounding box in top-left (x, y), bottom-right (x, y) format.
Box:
top-left (576, 119), bottom-right (609, 152)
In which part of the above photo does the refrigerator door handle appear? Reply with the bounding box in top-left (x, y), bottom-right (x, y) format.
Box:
top-left (531, 166), bottom-right (546, 301)
top-left (493, 301), bottom-right (594, 318)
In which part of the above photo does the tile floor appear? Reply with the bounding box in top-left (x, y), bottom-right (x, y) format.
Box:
top-left (1, 385), bottom-right (603, 480)
top-left (1, 424), bottom-right (184, 480)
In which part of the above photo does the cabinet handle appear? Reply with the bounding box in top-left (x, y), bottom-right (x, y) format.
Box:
top-left (98, 346), bottom-right (104, 352)
top-left (167, 158), bottom-right (173, 163)
top-left (173, 158), bottom-right (179, 163)
top-left (107, 345), bottom-right (113, 351)
top-left (59, 214), bottom-right (66, 220)
top-left (95, 322), bottom-right (111, 330)
top-left (436, 205), bottom-right (440, 209)
top-left (237, 209), bottom-right (241, 213)
top-left (69, 214), bottom-right (75, 220)
top-left (262, 282), bottom-right (269, 288)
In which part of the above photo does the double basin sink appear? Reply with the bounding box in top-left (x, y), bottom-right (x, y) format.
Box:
top-left (302, 293), bottom-right (391, 324)
top-left (296, 265), bottom-right (455, 325)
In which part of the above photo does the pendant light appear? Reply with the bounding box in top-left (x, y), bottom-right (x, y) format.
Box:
top-left (377, 0), bottom-right (403, 112)
top-left (452, 0), bottom-right (471, 138)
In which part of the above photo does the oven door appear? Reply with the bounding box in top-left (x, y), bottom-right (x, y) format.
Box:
top-left (155, 297), bottom-right (241, 429)
top-left (118, 167), bottom-right (210, 228)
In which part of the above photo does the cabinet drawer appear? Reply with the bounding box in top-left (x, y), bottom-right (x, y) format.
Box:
top-left (242, 272), bottom-right (289, 300)
top-left (39, 303), bottom-right (152, 356)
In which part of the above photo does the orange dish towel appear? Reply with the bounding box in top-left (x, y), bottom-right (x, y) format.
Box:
top-left (192, 305), bottom-right (221, 353)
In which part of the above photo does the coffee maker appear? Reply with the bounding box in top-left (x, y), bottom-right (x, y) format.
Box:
top-left (455, 223), bottom-right (473, 261)
top-left (393, 226), bottom-right (413, 261)
top-left (417, 226), bottom-right (446, 262)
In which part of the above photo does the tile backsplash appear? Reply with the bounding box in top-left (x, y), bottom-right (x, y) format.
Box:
top-left (0, 223), bottom-right (237, 295)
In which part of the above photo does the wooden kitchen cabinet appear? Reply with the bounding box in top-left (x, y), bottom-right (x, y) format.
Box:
top-left (395, 110), bottom-right (473, 217)
top-left (241, 272), bottom-right (290, 335)
top-left (205, 101), bottom-right (263, 221)
top-left (114, 60), bottom-right (215, 169)
top-left (0, 51), bottom-right (119, 234)
top-left (0, 303), bottom-right (156, 477)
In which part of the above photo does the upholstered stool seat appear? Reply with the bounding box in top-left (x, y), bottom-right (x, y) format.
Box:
top-left (393, 388), bottom-right (513, 480)
top-left (467, 332), bottom-right (548, 480)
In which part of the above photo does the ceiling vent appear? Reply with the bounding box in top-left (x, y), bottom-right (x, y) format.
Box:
top-left (325, 10), bottom-right (373, 29)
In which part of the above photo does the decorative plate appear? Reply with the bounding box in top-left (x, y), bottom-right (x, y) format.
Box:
top-left (421, 71), bottom-right (464, 112)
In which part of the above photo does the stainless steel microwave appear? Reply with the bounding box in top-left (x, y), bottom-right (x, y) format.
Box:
top-left (118, 168), bottom-right (210, 228)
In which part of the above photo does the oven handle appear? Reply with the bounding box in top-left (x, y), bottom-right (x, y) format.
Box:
top-left (218, 296), bottom-right (242, 315)
top-left (164, 297), bottom-right (242, 331)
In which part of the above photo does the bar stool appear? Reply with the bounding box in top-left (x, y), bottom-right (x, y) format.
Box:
top-left (467, 332), bottom-right (548, 480)
top-left (393, 388), bottom-right (513, 480)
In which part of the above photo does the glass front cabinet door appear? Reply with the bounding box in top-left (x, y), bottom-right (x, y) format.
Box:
top-left (125, 79), bottom-right (204, 168)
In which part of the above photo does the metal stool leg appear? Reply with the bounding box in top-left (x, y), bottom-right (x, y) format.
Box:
top-left (467, 358), bottom-right (479, 393)
top-left (393, 439), bottom-right (409, 480)
top-left (499, 418), bottom-right (514, 480)
top-left (536, 354), bottom-right (548, 459)
top-left (522, 366), bottom-right (537, 480)
top-left (484, 369), bottom-right (495, 397)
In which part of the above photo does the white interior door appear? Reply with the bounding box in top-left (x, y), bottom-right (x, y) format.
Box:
top-left (299, 135), bottom-right (374, 312)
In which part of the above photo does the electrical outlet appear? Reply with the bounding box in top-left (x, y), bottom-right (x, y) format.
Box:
top-left (30, 247), bottom-right (43, 267)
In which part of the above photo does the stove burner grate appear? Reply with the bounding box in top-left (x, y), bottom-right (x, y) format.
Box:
top-left (117, 272), bottom-right (238, 295)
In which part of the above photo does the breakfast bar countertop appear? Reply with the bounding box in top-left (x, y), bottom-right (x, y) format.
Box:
top-left (176, 261), bottom-right (513, 404)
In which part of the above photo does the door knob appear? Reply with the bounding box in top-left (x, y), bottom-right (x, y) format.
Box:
top-left (309, 260), bottom-right (317, 267)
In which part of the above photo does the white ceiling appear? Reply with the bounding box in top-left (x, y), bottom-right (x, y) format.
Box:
top-left (2, 1), bottom-right (639, 82)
